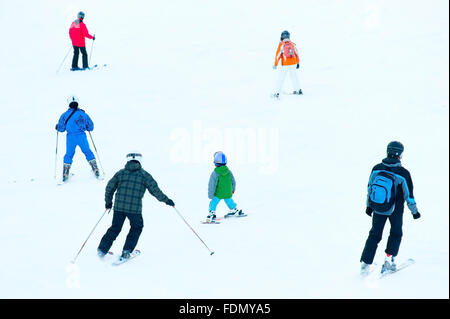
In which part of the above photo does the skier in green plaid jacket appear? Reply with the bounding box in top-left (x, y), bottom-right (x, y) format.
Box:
top-left (98, 152), bottom-right (174, 259)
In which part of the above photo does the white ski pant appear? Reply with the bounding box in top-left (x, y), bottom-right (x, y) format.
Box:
top-left (274, 64), bottom-right (300, 94)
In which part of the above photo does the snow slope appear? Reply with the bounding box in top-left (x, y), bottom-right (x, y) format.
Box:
top-left (0, 0), bottom-right (448, 298)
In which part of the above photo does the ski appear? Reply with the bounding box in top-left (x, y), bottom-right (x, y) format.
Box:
top-left (282, 91), bottom-right (303, 96)
top-left (271, 93), bottom-right (280, 99)
top-left (360, 263), bottom-right (377, 278)
top-left (112, 249), bottom-right (141, 266)
top-left (94, 172), bottom-right (105, 181)
top-left (56, 173), bottom-right (75, 186)
top-left (224, 213), bottom-right (248, 219)
top-left (201, 220), bottom-right (221, 224)
top-left (8, 178), bottom-right (37, 184)
top-left (380, 258), bottom-right (415, 278)
top-left (88, 64), bottom-right (107, 71)
top-left (98, 251), bottom-right (115, 261)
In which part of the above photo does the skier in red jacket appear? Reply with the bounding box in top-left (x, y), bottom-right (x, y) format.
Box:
top-left (69, 11), bottom-right (95, 71)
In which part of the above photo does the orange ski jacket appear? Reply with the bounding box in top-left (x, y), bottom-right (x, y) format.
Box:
top-left (274, 40), bottom-right (300, 67)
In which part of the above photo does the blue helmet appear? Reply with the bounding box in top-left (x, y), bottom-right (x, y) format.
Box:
top-left (213, 151), bottom-right (227, 166)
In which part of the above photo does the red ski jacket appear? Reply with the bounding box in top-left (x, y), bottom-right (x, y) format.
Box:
top-left (69, 19), bottom-right (93, 47)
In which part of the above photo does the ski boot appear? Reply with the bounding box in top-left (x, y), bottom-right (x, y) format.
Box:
top-left (88, 159), bottom-right (101, 178)
top-left (381, 254), bottom-right (396, 274)
top-left (360, 262), bottom-right (371, 276)
top-left (224, 208), bottom-right (245, 218)
top-left (293, 89), bottom-right (303, 95)
top-left (206, 211), bottom-right (217, 223)
top-left (97, 248), bottom-right (107, 258)
top-left (120, 250), bottom-right (131, 261)
top-left (70, 67), bottom-right (82, 71)
top-left (62, 163), bottom-right (71, 182)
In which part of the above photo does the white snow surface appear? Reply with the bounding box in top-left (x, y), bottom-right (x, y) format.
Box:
top-left (0, 0), bottom-right (448, 299)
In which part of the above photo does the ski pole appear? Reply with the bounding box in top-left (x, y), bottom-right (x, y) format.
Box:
top-left (56, 45), bottom-right (72, 74)
top-left (71, 209), bottom-right (110, 264)
top-left (54, 131), bottom-right (59, 180)
top-left (89, 34), bottom-right (95, 67)
top-left (88, 131), bottom-right (105, 176)
top-left (172, 207), bottom-right (215, 255)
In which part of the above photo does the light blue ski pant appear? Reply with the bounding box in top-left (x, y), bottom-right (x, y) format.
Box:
top-left (209, 196), bottom-right (237, 212)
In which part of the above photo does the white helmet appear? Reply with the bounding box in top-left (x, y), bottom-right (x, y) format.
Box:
top-left (126, 151), bottom-right (143, 164)
top-left (67, 95), bottom-right (79, 106)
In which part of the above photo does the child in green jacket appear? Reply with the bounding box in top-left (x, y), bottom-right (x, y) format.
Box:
top-left (207, 151), bottom-right (245, 222)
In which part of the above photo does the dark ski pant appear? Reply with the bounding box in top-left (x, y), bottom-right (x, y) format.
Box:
top-left (72, 46), bottom-right (88, 69)
top-left (98, 211), bottom-right (143, 254)
top-left (360, 208), bottom-right (403, 264)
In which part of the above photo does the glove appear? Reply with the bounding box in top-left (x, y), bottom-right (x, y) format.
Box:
top-left (105, 202), bottom-right (112, 209)
top-left (93, 35), bottom-right (96, 41)
top-left (413, 212), bottom-right (421, 219)
top-left (273, 65), bottom-right (277, 70)
top-left (365, 207), bottom-right (373, 217)
top-left (55, 124), bottom-right (58, 131)
top-left (296, 63), bottom-right (299, 69)
top-left (166, 199), bottom-right (175, 207)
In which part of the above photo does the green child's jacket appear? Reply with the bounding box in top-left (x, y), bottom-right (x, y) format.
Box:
top-left (208, 165), bottom-right (236, 199)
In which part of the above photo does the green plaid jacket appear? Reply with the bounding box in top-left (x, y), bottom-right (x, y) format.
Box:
top-left (105, 161), bottom-right (170, 214)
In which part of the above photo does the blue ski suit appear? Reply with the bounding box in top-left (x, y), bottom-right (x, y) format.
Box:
top-left (56, 107), bottom-right (95, 164)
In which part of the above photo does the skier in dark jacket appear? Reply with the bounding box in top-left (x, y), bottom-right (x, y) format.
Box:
top-left (360, 141), bottom-right (421, 275)
top-left (97, 152), bottom-right (175, 260)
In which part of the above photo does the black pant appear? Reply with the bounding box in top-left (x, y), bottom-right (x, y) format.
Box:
top-left (72, 46), bottom-right (88, 69)
top-left (360, 208), bottom-right (403, 264)
top-left (98, 211), bottom-right (144, 254)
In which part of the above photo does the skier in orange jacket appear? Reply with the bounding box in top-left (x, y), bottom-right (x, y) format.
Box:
top-left (273, 31), bottom-right (302, 98)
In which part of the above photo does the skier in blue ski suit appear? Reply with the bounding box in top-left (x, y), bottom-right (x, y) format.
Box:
top-left (55, 96), bottom-right (99, 181)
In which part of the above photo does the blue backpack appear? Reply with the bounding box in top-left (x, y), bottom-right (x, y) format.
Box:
top-left (368, 171), bottom-right (396, 214)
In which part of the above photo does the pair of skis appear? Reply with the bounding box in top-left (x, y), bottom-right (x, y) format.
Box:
top-left (272, 91), bottom-right (303, 99)
top-left (70, 64), bottom-right (107, 72)
top-left (201, 213), bottom-right (248, 224)
top-left (101, 250), bottom-right (141, 266)
top-left (56, 172), bottom-right (104, 186)
top-left (362, 258), bottom-right (415, 279)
